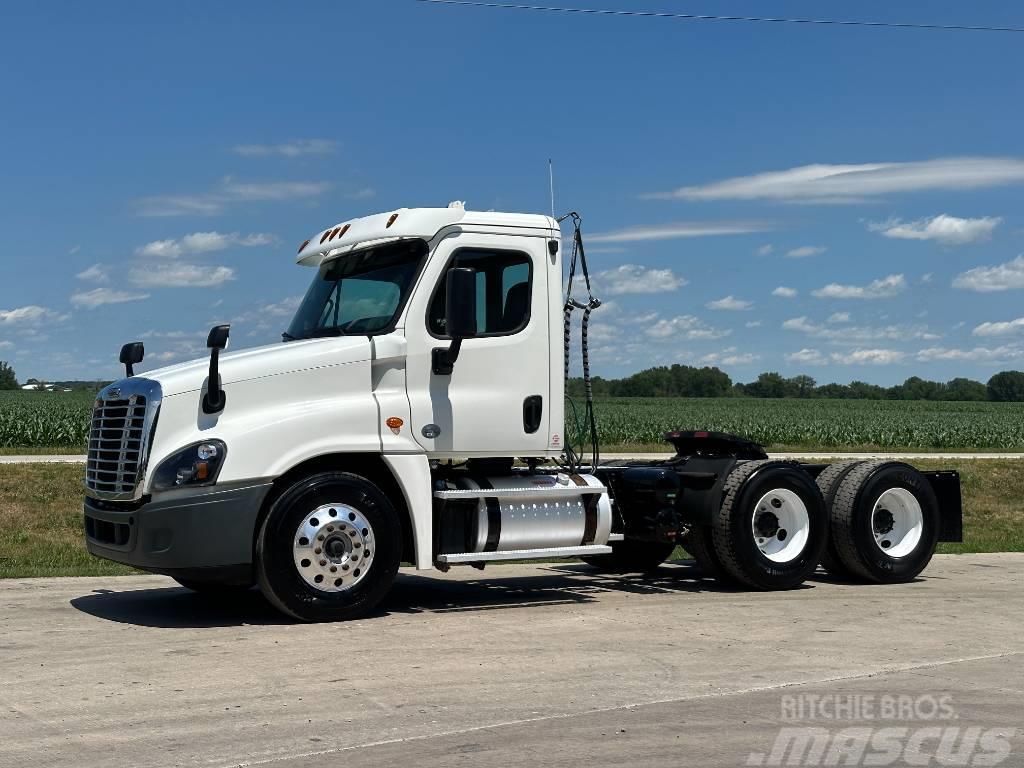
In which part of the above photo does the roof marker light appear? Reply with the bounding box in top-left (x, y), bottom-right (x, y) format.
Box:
top-left (339, 224), bottom-right (350, 237)
top-left (297, 239), bottom-right (310, 254)
top-left (319, 230), bottom-right (331, 244)
top-left (386, 213), bottom-right (399, 228)
top-left (328, 226), bottom-right (341, 241)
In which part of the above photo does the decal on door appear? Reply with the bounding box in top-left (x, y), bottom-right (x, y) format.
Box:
top-left (421, 423), bottom-right (442, 439)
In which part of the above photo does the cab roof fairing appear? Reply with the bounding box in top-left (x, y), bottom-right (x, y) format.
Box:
top-left (296, 207), bottom-right (559, 267)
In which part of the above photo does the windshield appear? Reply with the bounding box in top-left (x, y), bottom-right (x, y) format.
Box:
top-left (285, 239), bottom-right (427, 340)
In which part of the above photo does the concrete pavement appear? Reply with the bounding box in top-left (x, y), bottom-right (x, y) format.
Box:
top-left (1, 554), bottom-right (1022, 767)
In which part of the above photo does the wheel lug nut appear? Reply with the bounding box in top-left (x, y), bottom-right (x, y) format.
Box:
top-left (314, 547), bottom-right (322, 554)
top-left (317, 534), bottom-right (325, 541)
top-left (319, 559), bottom-right (327, 566)
top-left (330, 566), bottom-right (337, 573)
top-left (327, 525), bottom-right (334, 532)
top-left (353, 542), bottom-right (361, 549)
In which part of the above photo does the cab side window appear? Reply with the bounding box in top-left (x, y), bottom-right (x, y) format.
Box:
top-left (429, 249), bottom-right (532, 337)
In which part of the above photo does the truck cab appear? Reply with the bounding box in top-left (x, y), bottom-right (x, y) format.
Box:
top-left (84, 204), bottom-right (960, 621)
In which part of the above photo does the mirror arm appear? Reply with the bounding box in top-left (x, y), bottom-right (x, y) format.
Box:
top-left (431, 338), bottom-right (462, 376)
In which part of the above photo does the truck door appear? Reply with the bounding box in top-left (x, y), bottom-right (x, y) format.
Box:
top-left (404, 232), bottom-right (551, 456)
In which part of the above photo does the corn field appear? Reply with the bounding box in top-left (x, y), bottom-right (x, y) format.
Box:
top-left (0, 391), bottom-right (95, 448)
top-left (1, 390), bottom-right (1023, 451)
top-left (574, 397), bottom-right (1024, 451)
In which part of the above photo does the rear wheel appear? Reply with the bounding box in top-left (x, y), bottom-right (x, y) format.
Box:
top-left (710, 460), bottom-right (828, 590)
top-left (682, 524), bottom-right (740, 586)
top-left (830, 461), bottom-right (939, 583)
top-left (581, 540), bottom-right (676, 573)
top-left (256, 472), bottom-right (402, 622)
top-left (813, 460), bottom-right (865, 579)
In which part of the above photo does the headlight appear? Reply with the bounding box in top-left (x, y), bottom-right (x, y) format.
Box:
top-left (152, 440), bottom-right (227, 491)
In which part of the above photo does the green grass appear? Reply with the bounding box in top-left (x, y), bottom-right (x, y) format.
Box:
top-left (0, 460), bottom-right (1020, 579)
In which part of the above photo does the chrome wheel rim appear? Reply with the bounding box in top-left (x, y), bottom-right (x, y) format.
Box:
top-left (871, 488), bottom-right (923, 558)
top-left (293, 503), bottom-right (375, 592)
top-left (751, 488), bottom-right (810, 564)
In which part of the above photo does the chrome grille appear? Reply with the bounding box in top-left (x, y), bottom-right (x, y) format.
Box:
top-left (85, 379), bottom-right (161, 501)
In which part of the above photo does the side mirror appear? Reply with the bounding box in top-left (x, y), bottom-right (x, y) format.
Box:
top-left (444, 267), bottom-right (477, 340)
top-left (119, 342), bottom-right (144, 377)
top-left (207, 325), bottom-right (230, 350)
top-left (433, 268), bottom-right (476, 375)
top-left (202, 324), bottom-right (230, 414)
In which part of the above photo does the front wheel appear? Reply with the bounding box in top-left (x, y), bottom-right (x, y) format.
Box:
top-left (256, 472), bottom-right (402, 622)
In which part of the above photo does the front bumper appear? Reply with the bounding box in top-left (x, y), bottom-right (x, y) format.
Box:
top-left (84, 480), bottom-right (272, 585)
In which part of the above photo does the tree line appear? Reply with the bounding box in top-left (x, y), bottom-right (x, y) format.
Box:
top-left (569, 365), bottom-right (1024, 402)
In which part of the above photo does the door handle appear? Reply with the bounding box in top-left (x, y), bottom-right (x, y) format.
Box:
top-left (523, 395), bottom-right (543, 434)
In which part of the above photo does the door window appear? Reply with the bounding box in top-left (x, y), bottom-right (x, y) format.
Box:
top-left (429, 249), bottom-right (532, 337)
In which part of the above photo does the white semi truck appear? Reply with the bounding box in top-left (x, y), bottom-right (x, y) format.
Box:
top-left (83, 204), bottom-right (962, 621)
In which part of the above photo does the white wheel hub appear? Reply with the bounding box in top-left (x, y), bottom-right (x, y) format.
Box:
top-left (751, 488), bottom-right (810, 564)
top-left (293, 503), bottom-right (375, 592)
top-left (871, 488), bottom-right (923, 558)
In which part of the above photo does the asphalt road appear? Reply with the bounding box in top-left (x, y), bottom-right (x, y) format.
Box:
top-left (1, 554), bottom-right (1022, 768)
top-left (2, 452), bottom-right (1023, 464)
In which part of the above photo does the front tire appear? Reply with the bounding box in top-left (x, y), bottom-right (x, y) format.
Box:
top-left (711, 460), bottom-right (828, 590)
top-left (256, 472), bottom-right (402, 622)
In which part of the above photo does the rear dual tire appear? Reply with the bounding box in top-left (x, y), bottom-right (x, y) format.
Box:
top-left (688, 460), bottom-right (828, 590)
top-left (824, 461), bottom-right (939, 583)
top-left (581, 540), bottom-right (677, 573)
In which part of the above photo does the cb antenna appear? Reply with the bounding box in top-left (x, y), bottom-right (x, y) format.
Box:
top-left (548, 158), bottom-right (556, 220)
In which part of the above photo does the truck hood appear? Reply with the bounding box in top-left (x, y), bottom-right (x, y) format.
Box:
top-left (142, 336), bottom-right (372, 397)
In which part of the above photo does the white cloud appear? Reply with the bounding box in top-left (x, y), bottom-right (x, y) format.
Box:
top-left (973, 318), bottom-right (1024, 337)
top-left (0, 306), bottom-right (64, 325)
top-left (232, 139), bottom-right (337, 157)
top-left (755, 244), bottom-right (774, 256)
top-left (593, 264), bottom-right (687, 295)
top-left (700, 347), bottom-right (759, 366)
top-left (786, 348), bottom-right (828, 366)
top-left (70, 288), bottom-right (150, 309)
top-left (76, 263), bottom-right (109, 283)
top-left (785, 245), bottom-right (826, 258)
top-left (129, 264), bottom-right (235, 288)
top-left (136, 178), bottom-right (331, 217)
top-left (827, 312), bottom-right (851, 324)
top-left (646, 315), bottom-right (731, 341)
top-left (745, 320), bottom-right (762, 328)
top-left (706, 295), bottom-right (753, 311)
top-left (136, 231), bottom-right (275, 258)
top-left (831, 348), bottom-right (905, 365)
top-left (651, 157), bottom-right (1024, 204)
top-left (346, 187), bottom-right (376, 200)
top-left (953, 255), bottom-right (1024, 292)
top-left (586, 221), bottom-right (770, 243)
top-left (869, 214), bottom-right (1001, 246)
top-left (917, 345), bottom-right (1024, 363)
top-left (812, 274), bottom-right (906, 300)
top-left (920, 273), bottom-right (934, 284)
top-left (782, 315), bottom-right (939, 343)
top-left (772, 286), bottom-right (798, 299)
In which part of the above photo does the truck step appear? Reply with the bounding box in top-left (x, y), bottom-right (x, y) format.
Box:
top-left (433, 484), bottom-right (606, 500)
top-left (436, 544), bottom-right (613, 564)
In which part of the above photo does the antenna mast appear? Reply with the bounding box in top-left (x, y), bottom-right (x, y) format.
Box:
top-left (548, 158), bottom-right (556, 219)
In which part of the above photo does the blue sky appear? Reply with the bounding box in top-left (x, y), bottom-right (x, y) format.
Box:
top-left (2, 1), bottom-right (1023, 386)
